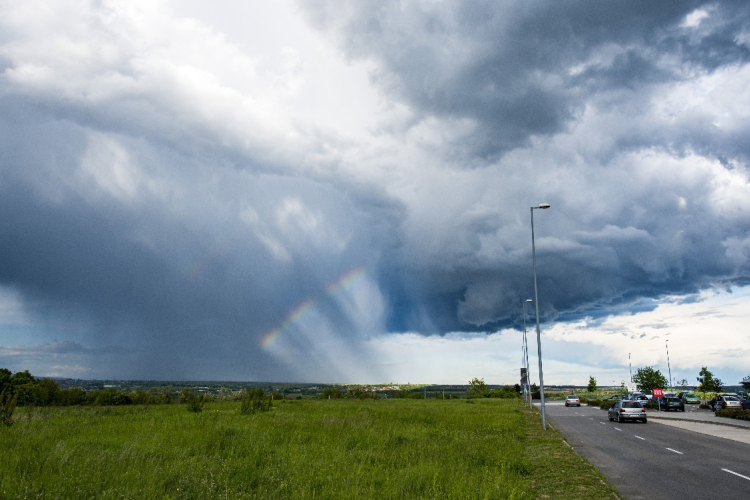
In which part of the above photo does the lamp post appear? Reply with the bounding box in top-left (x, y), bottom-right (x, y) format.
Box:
top-left (523, 299), bottom-right (533, 409)
top-left (666, 340), bottom-right (672, 390)
top-left (531, 202), bottom-right (550, 430)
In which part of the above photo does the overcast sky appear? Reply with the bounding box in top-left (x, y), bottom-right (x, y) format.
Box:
top-left (2, 0), bottom-right (750, 387)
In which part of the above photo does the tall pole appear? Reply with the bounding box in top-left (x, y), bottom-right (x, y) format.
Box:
top-left (521, 334), bottom-right (527, 404)
top-left (666, 340), bottom-right (672, 389)
top-left (531, 203), bottom-right (550, 430)
top-left (523, 299), bottom-right (532, 409)
top-left (629, 353), bottom-right (632, 384)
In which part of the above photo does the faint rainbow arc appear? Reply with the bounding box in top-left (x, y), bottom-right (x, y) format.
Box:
top-left (259, 266), bottom-right (368, 349)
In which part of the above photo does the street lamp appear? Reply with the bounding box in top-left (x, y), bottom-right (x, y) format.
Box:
top-left (531, 202), bottom-right (550, 430)
top-left (522, 299), bottom-right (533, 409)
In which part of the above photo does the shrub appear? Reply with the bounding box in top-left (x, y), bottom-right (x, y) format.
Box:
top-left (181, 390), bottom-right (205, 413)
top-left (599, 400), bottom-right (616, 410)
top-left (1, 391), bottom-right (17, 426)
top-left (715, 409), bottom-right (750, 421)
top-left (239, 390), bottom-right (272, 415)
top-left (586, 399), bottom-right (602, 407)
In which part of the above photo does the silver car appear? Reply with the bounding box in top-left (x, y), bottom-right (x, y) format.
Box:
top-left (608, 400), bottom-right (647, 423)
top-left (565, 395), bottom-right (581, 407)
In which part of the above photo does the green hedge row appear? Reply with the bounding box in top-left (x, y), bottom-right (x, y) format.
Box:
top-left (715, 409), bottom-right (750, 421)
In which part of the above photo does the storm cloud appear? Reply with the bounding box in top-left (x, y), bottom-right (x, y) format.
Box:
top-left (1, 0), bottom-right (749, 382)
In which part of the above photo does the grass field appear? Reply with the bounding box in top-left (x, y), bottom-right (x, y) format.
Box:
top-left (1, 399), bottom-right (618, 499)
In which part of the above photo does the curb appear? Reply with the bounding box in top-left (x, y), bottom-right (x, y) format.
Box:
top-left (647, 414), bottom-right (750, 431)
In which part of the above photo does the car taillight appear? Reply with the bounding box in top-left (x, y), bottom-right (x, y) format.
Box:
top-left (620, 408), bottom-right (626, 412)
top-left (641, 408), bottom-right (645, 412)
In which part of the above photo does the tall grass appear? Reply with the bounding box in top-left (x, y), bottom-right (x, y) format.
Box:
top-left (0, 399), bottom-right (615, 499)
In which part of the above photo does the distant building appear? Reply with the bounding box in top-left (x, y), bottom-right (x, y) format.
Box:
top-left (741, 375), bottom-right (750, 389)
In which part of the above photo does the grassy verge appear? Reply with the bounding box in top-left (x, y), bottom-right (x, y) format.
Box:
top-left (1, 400), bottom-right (617, 499)
top-left (521, 407), bottom-right (619, 499)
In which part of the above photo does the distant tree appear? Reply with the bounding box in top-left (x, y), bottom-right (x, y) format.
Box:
top-left (0, 368), bottom-right (11, 396)
top-left (697, 367), bottom-right (716, 393)
top-left (632, 366), bottom-right (667, 393)
top-left (319, 388), bottom-right (343, 399)
top-left (587, 376), bottom-right (597, 393)
top-left (468, 378), bottom-right (489, 398)
top-left (530, 383), bottom-right (540, 400)
top-left (677, 378), bottom-right (689, 389)
top-left (713, 378), bottom-right (724, 393)
top-left (513, 383), bottom-right (521, 394)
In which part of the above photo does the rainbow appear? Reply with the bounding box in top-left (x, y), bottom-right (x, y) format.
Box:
top-left (259, 266), bottom-right (368, 349)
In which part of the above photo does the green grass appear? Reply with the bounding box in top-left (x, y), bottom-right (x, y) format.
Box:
top-left (0, 400), bottom-right (618, 499)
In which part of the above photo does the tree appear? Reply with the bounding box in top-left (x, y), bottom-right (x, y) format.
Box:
top-left (587, 376), bottom-right (597, 392)
top-left (467, 378), bottom-right (488, 398)
top-left (697, 366), bottom-right (716, 393)
top-left (632, 366), bottom-right (667, 393)
top-left (713, 378), bottom-right (724, 393)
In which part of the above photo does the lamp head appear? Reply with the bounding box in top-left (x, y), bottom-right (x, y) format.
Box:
top-left (537, 203), bottom-right (551, 209)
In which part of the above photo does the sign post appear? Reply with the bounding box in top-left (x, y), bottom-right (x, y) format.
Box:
top-left (653, 388), bottom-right (663, 411)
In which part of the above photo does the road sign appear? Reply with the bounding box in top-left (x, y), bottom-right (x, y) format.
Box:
top-left (653, 388), bottom-right (663, 398)
top-left (520, 368), bottom-right (528, 385)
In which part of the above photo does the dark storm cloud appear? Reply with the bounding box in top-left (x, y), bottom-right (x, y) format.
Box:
top-left (303, 0), bottom-right (750, 160)
top-left (301, 0), bottom-right (750, 332)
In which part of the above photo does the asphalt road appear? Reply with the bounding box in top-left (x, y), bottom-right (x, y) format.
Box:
top-left (543, 401), bottom-right (750, 500)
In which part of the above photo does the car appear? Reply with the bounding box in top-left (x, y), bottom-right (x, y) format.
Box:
top-left (660, 396), bottom-right (685, 412)
top-left (603, 395), bottom-right (625, 401)
top-left (630, 394), bottom-right (649, 404)
top-left (565, 395), bottom-right (581, 406)
top-left (608, 400), bottom-right (647, 423)
top-left (714, 395), bottom-right (742, 411)
top-left (677, 392), bottom-right (699, 404)
top-left (742, 398), bottom-right (750, 410)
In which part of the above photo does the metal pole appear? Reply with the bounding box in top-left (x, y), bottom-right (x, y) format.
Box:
top-left (629, 353), bottom-right (632, 384)
top-left (523, 299), bottom-right (532, 409)
top-left (666, 340), bottom-right (672, 390)
top-left (531, 204), bottom-right (549, 430)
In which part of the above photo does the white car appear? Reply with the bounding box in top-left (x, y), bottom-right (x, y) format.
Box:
top-left (564, 395), bottom-right (581, 407)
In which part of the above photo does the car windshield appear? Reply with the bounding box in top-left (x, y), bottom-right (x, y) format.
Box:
top-left (684, 394), bottom-right (696, 397)
top-left (724, 396), bottom-right (739, 401)
top-left (665, 398), bottom-right (680, 402)
top-left (568, 397), bottom-right (579, 400)
top-left (622, 402), bottom-right (640, 408)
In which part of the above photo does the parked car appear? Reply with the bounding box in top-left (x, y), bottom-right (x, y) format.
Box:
top-left (742, 398), bottom-right (750, 410)
top-left (714, 395), bottom-right (742, 411)
top-left (603, 395), bottom-right (624, 401)
top-left (660, 397), bottom-right (685, 412)
top-left (608, 400), bottom-right (647, 423)
top-left (565, 395), bottom-right (581, 407)
top-left (677, 392), bottom-right (699, 404)
top-left (630, 395), bottom-right (650, 404)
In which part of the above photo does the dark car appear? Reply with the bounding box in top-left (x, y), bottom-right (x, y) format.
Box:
top-left (660, 397), bottom-right (685, 412)
top-left (608, 400), bottom-right (647, 423)
top-left (743, 398), bottom-right (750, 410)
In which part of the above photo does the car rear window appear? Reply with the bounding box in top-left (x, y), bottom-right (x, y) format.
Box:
top-left (622, 402), bottom-right (640, 408)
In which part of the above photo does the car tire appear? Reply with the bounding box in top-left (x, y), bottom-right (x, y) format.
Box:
top-left (642, 419), bottom-right (647, 423)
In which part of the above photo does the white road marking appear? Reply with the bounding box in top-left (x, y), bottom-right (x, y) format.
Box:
top-left (614, 427), bottom-right (622, 432)
top-left (666, 448), bottom-right (683, 455)
top-left (600, 422), bottom-right (606, 425)
top-left (722, 469), bottom-right (750, 481)
top-left (635, 436), bottom-right (645, 440)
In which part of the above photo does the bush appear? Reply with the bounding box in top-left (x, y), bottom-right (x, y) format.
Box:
top-left (1, 391), bottom-right (17, 426)
top-left (181, 389), bottom-right (205, 413)
top-left (586, 399), bottom-right (602, 407)
top-left (715, 409), bottom-right (750, 421)
top-left (239, 390), bottom-right (272, 415)
top-left (599, 400), bottom-right (616, 410)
